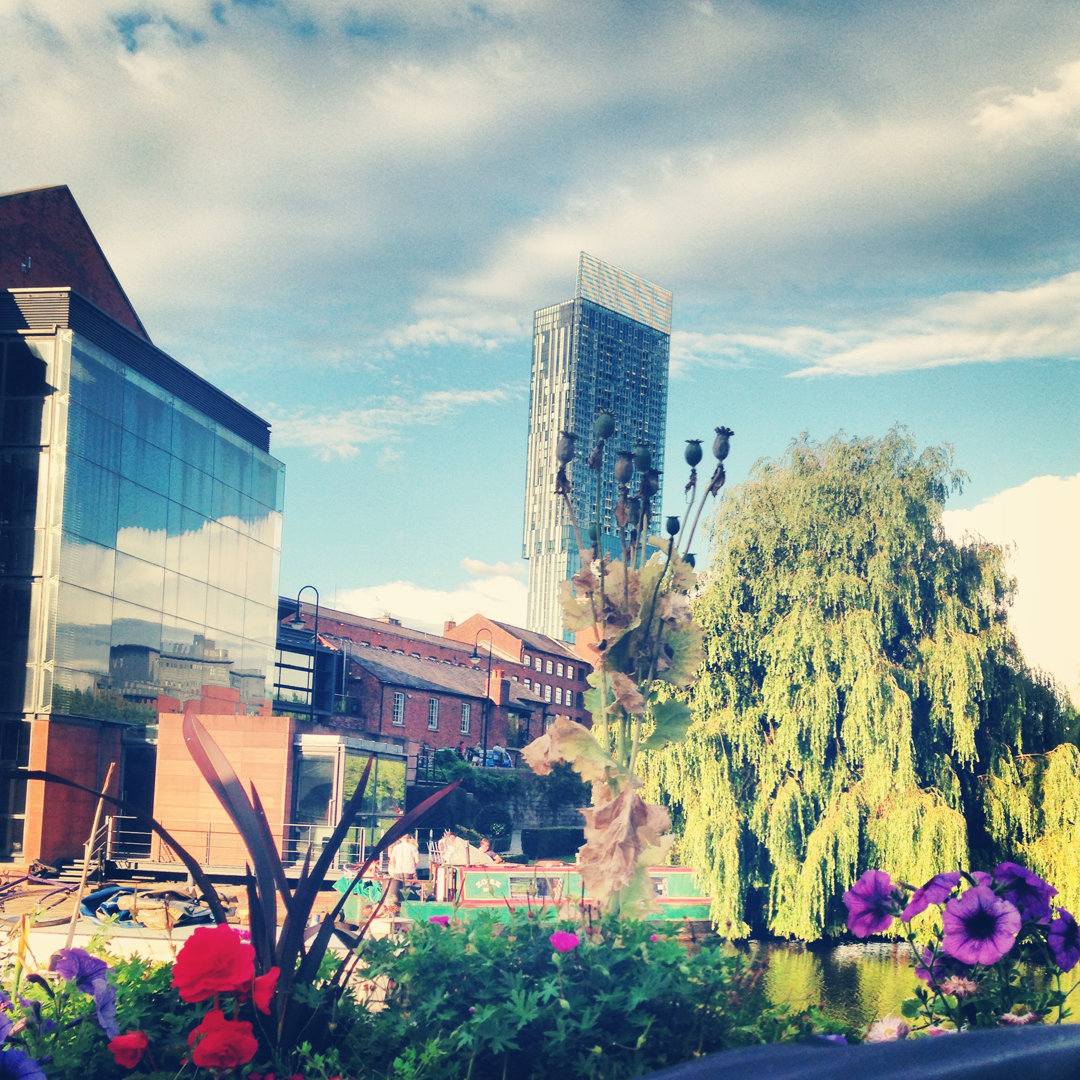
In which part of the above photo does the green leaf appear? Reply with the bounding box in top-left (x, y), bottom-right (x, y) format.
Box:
top-left (640, 698), bottom-right (693, 751)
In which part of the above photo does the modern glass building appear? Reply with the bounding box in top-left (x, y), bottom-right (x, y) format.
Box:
top-left (523, 253), bottom-right (671, 640)
top-left (0, 187), bottom-right (284, 862)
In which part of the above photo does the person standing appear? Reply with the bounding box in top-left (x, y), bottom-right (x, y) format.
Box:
top-left (386, 833), bottom-right (420, 907)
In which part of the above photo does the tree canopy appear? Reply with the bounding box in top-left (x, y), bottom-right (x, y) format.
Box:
top-left (645, 430), bottom-right (1079, 939)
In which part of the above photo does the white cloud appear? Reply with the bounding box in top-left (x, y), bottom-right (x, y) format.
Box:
top-left (268, 387), bottom-right (518, 459)
top-left (331, 573), bottom-right (527, 635)
top-left (974, 59), bottom-right (1080, 141)
top-left (942, 474), bottom-right (1080, 707)
top-left (461, 557), bottom-right (527, 579)
top-left (782, 271), bottom-right (1080, 377)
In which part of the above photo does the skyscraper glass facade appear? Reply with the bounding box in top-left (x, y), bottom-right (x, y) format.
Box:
top-left (0, 308), bottom-right (284, 857)
top-left (523, 254), bottom-right (671, 640)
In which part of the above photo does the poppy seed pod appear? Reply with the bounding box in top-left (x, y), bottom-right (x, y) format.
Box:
top-left (555, 431), bottom-right (577, 465)
top-left (633, 441), bottom-right (652, 472)
top-left (614, 451), bottom-right (634, 486)
top-left (640, 469), bottom-right (660, 500)
top-left (665, 516), bottom-right (680, 537)
top-left (685, 553), bottom-right (695, 568)
top-left (684, 439), bottom-right (703, 467)
top-left (594, 411), bottom-right (616, 440)
top-left (713, 426), bottom-right (733, 461)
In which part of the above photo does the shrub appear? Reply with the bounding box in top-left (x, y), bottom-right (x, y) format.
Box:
top-left (343, 911), bottom-right (833, 1080)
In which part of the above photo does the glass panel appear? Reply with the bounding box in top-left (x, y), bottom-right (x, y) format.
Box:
top-left (67, 404), bottom-right (121, 472)
top-left (0, 449), bottom-right (43, 530)
top-left (116, 479), bottom-right (167, 562)
top-left (54, 582), bottom-right (112, 672)
top-left (63, 456), bottom-right (119, 547)
top-left (110, 599), bottom-right (163, 652)
top-left (169, 457), bottom-right (212, 515)
top-left (163, 571), bottom-right (207, 625)
top-left (205, 586), bottom-right (245, 635)
top-left (122, 430), bottom-right (170, 496)
top-left (293, 754), bottom-right (335, 824)
top-left (123, 376), bottom-right (173, 450)
top-left (114, 551), bottom-right (165, 609)
top-left (70, 346), bottom-right (122, 422)
top-left (60, 534), bottom-right (115, 594)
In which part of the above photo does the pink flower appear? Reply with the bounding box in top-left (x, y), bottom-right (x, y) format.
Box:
top-left (865, 1016), bottom-right (909, 1042)
top-left (999, 1005), bottom-right (1040, 1025)
top-left (428, 915), bottom-right (450, 927)
top-left (939, 975), bottom-right (979, 999)
top-left (650, 934), bottom-right (661, 941)
top-left (549, 930), bottom-right (580, 953)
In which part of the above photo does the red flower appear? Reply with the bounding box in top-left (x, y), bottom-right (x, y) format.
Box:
top-left (172, 925), bottom-right (255, 1003)
top-left (251, 967), bottom-right (280, 1014)
top-left (188, 1008), bottom-right (258, 1071)
top-left (108, 1031), bottom-right (148, 1069)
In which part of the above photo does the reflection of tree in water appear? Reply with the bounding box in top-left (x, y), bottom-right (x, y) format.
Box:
top-left (759, 942), bottom-right (920, 1029)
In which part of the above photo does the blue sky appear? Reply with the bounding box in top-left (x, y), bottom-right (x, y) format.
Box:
top-left (4, 0), bottom-right (1078, 701)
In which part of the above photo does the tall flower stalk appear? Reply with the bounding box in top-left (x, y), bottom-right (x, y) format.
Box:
top-left (525, 416), bottom-right (733, 910)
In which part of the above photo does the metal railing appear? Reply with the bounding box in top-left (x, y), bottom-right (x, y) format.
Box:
top-left (104, 815), bottom-right (372, 874)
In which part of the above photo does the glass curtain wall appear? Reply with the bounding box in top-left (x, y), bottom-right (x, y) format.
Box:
top-left (33, 334), bottom-right (285, 720)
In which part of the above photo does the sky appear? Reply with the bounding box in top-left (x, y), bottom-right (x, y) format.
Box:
top-left (3, 0), bottom-right (1078, 704)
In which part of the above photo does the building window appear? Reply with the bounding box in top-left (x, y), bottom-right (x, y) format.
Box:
top-left (523, 653), bottom-right (530, 666)
top-left (524, 677), bottom-right (531, 690)
top-left (556, 662), bottom-right (564, 677)
top-left (428, 698), bottom-right (439, 731)
top-left (461, 702), bottom-right (471, 735)
top-left (544, 714), bottom-right (553, 731)
top-left (544, 684), bottom-right (552, 702)
top-left (392, 692), bottom-right (405, 726)
top-left (535, 657), bottom-right (542, 672)
top-left (555, 687), bottom-right (563, 705)
top-left (567, 665), bottom-right (574, 681)
top-left (546, 659), bottom-right (553, 674)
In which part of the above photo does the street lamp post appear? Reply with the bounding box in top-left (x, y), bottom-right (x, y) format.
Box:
top-left (469, 627), bottom-right (494, 766)
top-left (287, 585), bottom-right (320, 723)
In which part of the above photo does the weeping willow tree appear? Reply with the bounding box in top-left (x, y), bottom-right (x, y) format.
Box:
top-left (645, 429), bottom-right (1079, 939)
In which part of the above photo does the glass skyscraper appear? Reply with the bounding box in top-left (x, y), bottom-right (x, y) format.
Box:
top-left (0, 190), bottom-right (284, 861)
top-left (523, 253), bottom-right (671, 640)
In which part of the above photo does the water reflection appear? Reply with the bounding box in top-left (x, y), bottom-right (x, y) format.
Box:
top-left (757, 941), bottom-right (1080, 1029)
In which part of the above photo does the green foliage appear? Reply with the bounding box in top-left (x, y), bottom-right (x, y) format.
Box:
top-left (346, 912), bottom-right (835, 1080)
top-left (646, 430), bottom-right (1080, 939)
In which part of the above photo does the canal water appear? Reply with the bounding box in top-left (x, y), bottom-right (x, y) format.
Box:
top-left (754, 941), bottom-right (1080, 1030)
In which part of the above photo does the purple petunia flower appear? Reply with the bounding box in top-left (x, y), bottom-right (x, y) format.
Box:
top-left (0, 1013), bottom-right (10, 1044)
top-left (91, 981), bottom-right (119, 1040)
top-left (428, 915), bottom-right (450, 927)
top-left (1048, 908), bottom-right (1080, 972)
top-left (902, 872), bottom-right (961, 922)
top-left (843, 870), bottom-right (898, 938)
top-left (942, 885), bottom-right (1021, 965)
top-left (0, 1049), bottom-right (46, 1080)
top-left (993, 862), bottom-right (1057, 923)
top-left (49, 949), bottom-right (109, 995)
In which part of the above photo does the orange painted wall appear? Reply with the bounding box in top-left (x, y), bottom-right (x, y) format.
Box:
top-left (24, 717), bottom-right (122, 865)
top-left (152, 712), bottom-right (295, 868)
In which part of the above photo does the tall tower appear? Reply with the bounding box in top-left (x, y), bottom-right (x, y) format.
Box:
top-left (523, 252), bottom-right (671, 640)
